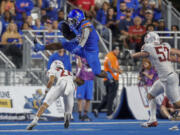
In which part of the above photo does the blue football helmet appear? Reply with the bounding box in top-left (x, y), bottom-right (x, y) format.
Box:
top-left (67, 9), bottom-right (85, 28)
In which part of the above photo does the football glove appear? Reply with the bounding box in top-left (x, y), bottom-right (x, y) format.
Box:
top-left (34, 43), bottom-right (45, 52)
top-left (58, 21), bottom-right (77, 40)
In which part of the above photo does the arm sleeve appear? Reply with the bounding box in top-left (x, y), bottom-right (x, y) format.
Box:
top-left (66, 56), bottom-right (72, 72)
top-left (47, 55), bottom-right (54, 70)
top-left (79, 27), bottom-right (90, 47)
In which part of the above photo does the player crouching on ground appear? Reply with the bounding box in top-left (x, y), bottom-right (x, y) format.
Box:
top-left (26, 60), bottom-right (84, 130)
top-left (131, 32), bottom-right (180, 129)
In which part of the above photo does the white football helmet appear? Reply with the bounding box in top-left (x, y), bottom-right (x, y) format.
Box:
top-left (50, 60), bottom-right (64, 70)
top-left (144, 32), bottom-right (160, 44)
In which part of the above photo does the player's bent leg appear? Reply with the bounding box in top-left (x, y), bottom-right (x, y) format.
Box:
top-left (64, 113), bottom-right (71, 129)
top-left (141, 99), bottom-right (158, 128)
top-left (141, 93), bottom-right (158, 128)
top-left (63, 91), bottom-right (74, 128)
top-left (26, 118), bottom-right (38, 130)
top-left (166, 73), bottom-right (180, 108)
top-left (36, 103), bottom-right (49, 117)
top-left (26, 103), bottom-right (49, 130)
top-left (84, 51), bottom-right (108, 78)
top-left (27, 87), bottom-right (61, 130)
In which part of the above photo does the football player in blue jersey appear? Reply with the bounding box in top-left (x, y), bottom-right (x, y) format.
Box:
top-left (34, 9), bottom-right (109, 78)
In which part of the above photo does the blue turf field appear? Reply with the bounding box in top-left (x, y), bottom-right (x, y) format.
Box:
top-left (0, 113), bottom-right (180, 135)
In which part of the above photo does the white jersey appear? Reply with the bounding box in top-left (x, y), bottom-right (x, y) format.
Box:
top-left (44, 60), bottom-right (75, 114)
top-left (48, 67), bottom-right (74, 85)
top-left (141, 42), bottom-right (174, 81)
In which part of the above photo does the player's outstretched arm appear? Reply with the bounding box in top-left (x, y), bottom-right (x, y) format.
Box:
top-left (170, 48), bottom-right (180, 57)
top-left (170, 55), bottom-right (180, 63)
top-left (45, 43), bottom-right (63, 50)
top-left (34, 42), bottom-right (63, 52)
top-left (131, 52), bottom-right (149, 59)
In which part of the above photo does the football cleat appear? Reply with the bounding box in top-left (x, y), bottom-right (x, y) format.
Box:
top-left (169, 125), bottom-right (179, 131)
top-left (141, 121), bottom-right (158, 128)
top-left (34, 43), bottom-right (45, 52)
top-left (26, 121), bottom-right (38, 130)
top-left (64, 113), bottom-right (71, 129)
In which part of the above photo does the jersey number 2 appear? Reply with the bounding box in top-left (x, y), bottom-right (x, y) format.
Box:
top-left (60, 70), bottom-right (71, 77)
top-left (155, 46), bottom-right (170, 62)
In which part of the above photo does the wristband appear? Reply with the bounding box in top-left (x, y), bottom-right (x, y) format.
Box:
top-left (45, 87), bottom-right (50, 92)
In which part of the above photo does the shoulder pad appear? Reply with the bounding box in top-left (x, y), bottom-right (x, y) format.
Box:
top-left (80, 20), bottom-right (92, 29)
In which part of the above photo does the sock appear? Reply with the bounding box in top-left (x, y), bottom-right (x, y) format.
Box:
top-left (32, 116), bottom-right (39, 123)
top-left (149, 99), bottom-right (157, 122)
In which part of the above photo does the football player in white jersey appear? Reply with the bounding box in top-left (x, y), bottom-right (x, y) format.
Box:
top-left (26, 60), bottom-right (82, 130)
top-left (131, 32), bottom-right (180, 128)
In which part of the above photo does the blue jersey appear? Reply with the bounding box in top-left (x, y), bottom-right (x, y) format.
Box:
top-left (47, 52), bottom-right (72, 71)
top-left (61, 20), bottom-right (101, 75)
top-left (78, 20), bottom-right (99, 52)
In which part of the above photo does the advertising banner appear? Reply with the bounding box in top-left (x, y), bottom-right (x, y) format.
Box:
top-left (125, 86), bottom-right (150, 120)
top-left (125, 86), bottom-right (164, 120)
top-left (0, 86), bottom-right (65, 121)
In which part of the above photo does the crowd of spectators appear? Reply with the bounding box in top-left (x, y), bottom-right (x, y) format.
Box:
top-left (0, 0), bottom-right (66, 41)
top-left (68, 0), bottom-right (179, 54)
top-left (0, 0), bottom-right (66, 68)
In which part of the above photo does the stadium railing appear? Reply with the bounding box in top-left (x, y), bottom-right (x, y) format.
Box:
top-left (162, 0), bottom-right (180, 30)
top-left (1, 30), bottom-right (180, 85)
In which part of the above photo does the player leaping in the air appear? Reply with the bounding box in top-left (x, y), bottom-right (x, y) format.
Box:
top-left (131, 32), bottom-right (180, 129)
top-left (34, 9), bottom-right (110, 79)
